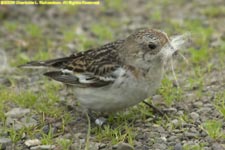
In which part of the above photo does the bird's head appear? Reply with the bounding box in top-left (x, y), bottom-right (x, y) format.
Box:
top-left (122, 28), bottom-right (177, 68)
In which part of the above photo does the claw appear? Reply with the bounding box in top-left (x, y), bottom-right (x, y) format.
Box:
top-left (143, 100), bottom-right (164, 116)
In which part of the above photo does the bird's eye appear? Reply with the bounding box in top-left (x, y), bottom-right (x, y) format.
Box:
top-left (148, 43), bottom-right (157, 49)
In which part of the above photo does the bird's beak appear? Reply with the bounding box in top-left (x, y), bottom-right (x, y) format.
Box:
top-left (169, 43), bottom-right (178, 56)
top-left (160, 42), bottom-right (177, 59)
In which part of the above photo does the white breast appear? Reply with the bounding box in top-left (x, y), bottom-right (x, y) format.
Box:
top-left (74, 66), bottom-right (163, 112)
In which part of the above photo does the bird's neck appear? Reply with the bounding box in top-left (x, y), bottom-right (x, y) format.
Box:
top-left (142, 55), bottom-right (165, 79)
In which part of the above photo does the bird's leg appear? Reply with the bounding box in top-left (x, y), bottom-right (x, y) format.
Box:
top-left (86, 109), bottom-right (97, 122)
top-left (86, 109), bottom-right (107, 126)
top-left (143, 100), bottom-right (164, 116)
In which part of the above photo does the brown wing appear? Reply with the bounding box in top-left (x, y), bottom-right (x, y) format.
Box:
top-left (66, 40), bottom-right (124, 75)
top-left (21, 40), bottom-right (125, 87)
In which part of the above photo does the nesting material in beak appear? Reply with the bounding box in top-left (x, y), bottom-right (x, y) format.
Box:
top-left (166, 33), bottom-right (190, 87)
top-left (161, 33), bottom-right (190, 59)
top-left (170, 33), bottom-right (190, 50)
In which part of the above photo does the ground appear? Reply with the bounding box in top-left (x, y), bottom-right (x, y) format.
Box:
top-left (0, 0), bottom-right (225, 150)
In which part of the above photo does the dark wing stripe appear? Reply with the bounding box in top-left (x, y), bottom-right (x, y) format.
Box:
top-left (44, 71), bottom-right (79, 85)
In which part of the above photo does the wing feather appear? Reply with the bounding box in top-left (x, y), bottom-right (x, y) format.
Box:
top-left (21, 40), bottom-right (125, 88)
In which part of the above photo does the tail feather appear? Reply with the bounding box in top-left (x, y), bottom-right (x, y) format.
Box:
top-left (19, 57), bottom-right (73, 68)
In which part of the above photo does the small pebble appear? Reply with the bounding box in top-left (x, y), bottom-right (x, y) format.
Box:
top-left (197, 107), bottom-right (211, 114)
top-left (161, 136), bottom-right (167, 142)
top-left (177, 111), bottom-right (184, 116)
top-left (42, 125), bottom-right (51, 134)
top-left (184, 132), bottom-right (197, 138)
top-left (89, 142), bottom-right (107, 150)
top-left (152, 143), bottom-right (167, 150)
top-left (99, 143), bottom-right (107, 149)
top-left (95, 117), bottom-right (107, 126)
top-left (212, 143), bottom-right (225, 150)
top-left (0, 137), bottom-right (11, 144)
top-left (190, 112), bottom-right (199, 121)
top-left (21, 116), bottom-right (38, 127)
top-left (152, 95), bottom-right (163, 104)
top-left (171, 119), bottom-right (179, 126)
top-left (5, 117), bottom-right (22, 130)
top-left (193, 101), bottom-right (203, 107)
top-left (5, 108), bottom-right (30, 118)
top-left (204, 147), bottom-right (211, 150)
top-left (167, 136), bottom-right (177, 142)
top-left (0, 78), bottom-right (11, 86)
top-left (30, 145), bottom-right (55, 150)
top-left (163, 108), bottom-right (177, 113)
top-left (174, 143), bottom-right (182, 150)
top-left (25, 139), bottom-right (41, 147)
top-left (113, 142), bottom-right (134, 150)
top-left (0, 137), bottom-right (11, 150)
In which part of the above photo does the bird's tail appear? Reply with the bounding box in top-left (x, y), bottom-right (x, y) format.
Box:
top-left (19, 57), bottom-right (73, 68)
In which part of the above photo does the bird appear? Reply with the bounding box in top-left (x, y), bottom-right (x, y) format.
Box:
top-left (20, 28), bottom-right (177, 113)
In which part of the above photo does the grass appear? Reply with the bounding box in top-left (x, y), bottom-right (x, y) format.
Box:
top-left (62, 26), bottom-right (96, 51)
top-left (63, 27), bottom-right (77, 43)
top-left (41, 126), bottom-right (55, 144)
top-left (189, 47), bottom-right (210, 64)
top-left (104, 0), bottom-right (124, 11)
top-left (90, 105), bottom-right (160, 146)
top-left (0, 82), bottom-right (72, 144)
top-left (202, 6), bottom-right (225, 18)
top-left (158, 77), bottom-right (183, 106)
top-left (85, 112), bottom-right (91, 150)
top-left (7, 126), bottom-right (27, 143)
top-left (93, 122), bottom-right (136, 145)
top-left (74, 34), bottom-right (96, 51)
top-left (214, 92), bottom-right (225, 119)
top-left (183, 143), bottom-right (205, 150)
top-left (1, 81), bottom-right (62, 116)
top-left (12, 52), bottom-right (31, 66)
top-left (218, 42), bottom-right (225, 68)
top-left (186, 66), bottom-right (205, 99)
top-left (3, 21), bottom-right (18, 32)
top-left (90, 23), bottom-right (114, 41)
top-left (1, 1), bottom-right (225, 149)
top-left (26, 24), bottom-right (43, 39)
top-left (57, 138), bottom-right (73, 150)
top-left (150, 9), bottom-right (162, 22)
top-left (201, 120), bottom-right (223, 139)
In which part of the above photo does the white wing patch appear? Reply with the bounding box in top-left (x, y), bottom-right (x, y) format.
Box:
top-left (75, 73), bottom-right (94, 84)
top-left (99, 76), bottom-right (115, 81)
top-left (60, 67), bottom-right (127, 85)
top-left (61, 69), bottom-right (94, 84)
top-left (77, 67), bottom-right (126, 84)
top-left (61, 69), bottom-right (73, 74)
top-left (112, 67), bottom-right (126, 77)
top-left (99, 67), bottom-right (126, 81)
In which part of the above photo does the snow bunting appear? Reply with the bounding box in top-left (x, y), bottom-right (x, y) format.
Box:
top-left (21, 28), bottom-right (178, 112)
